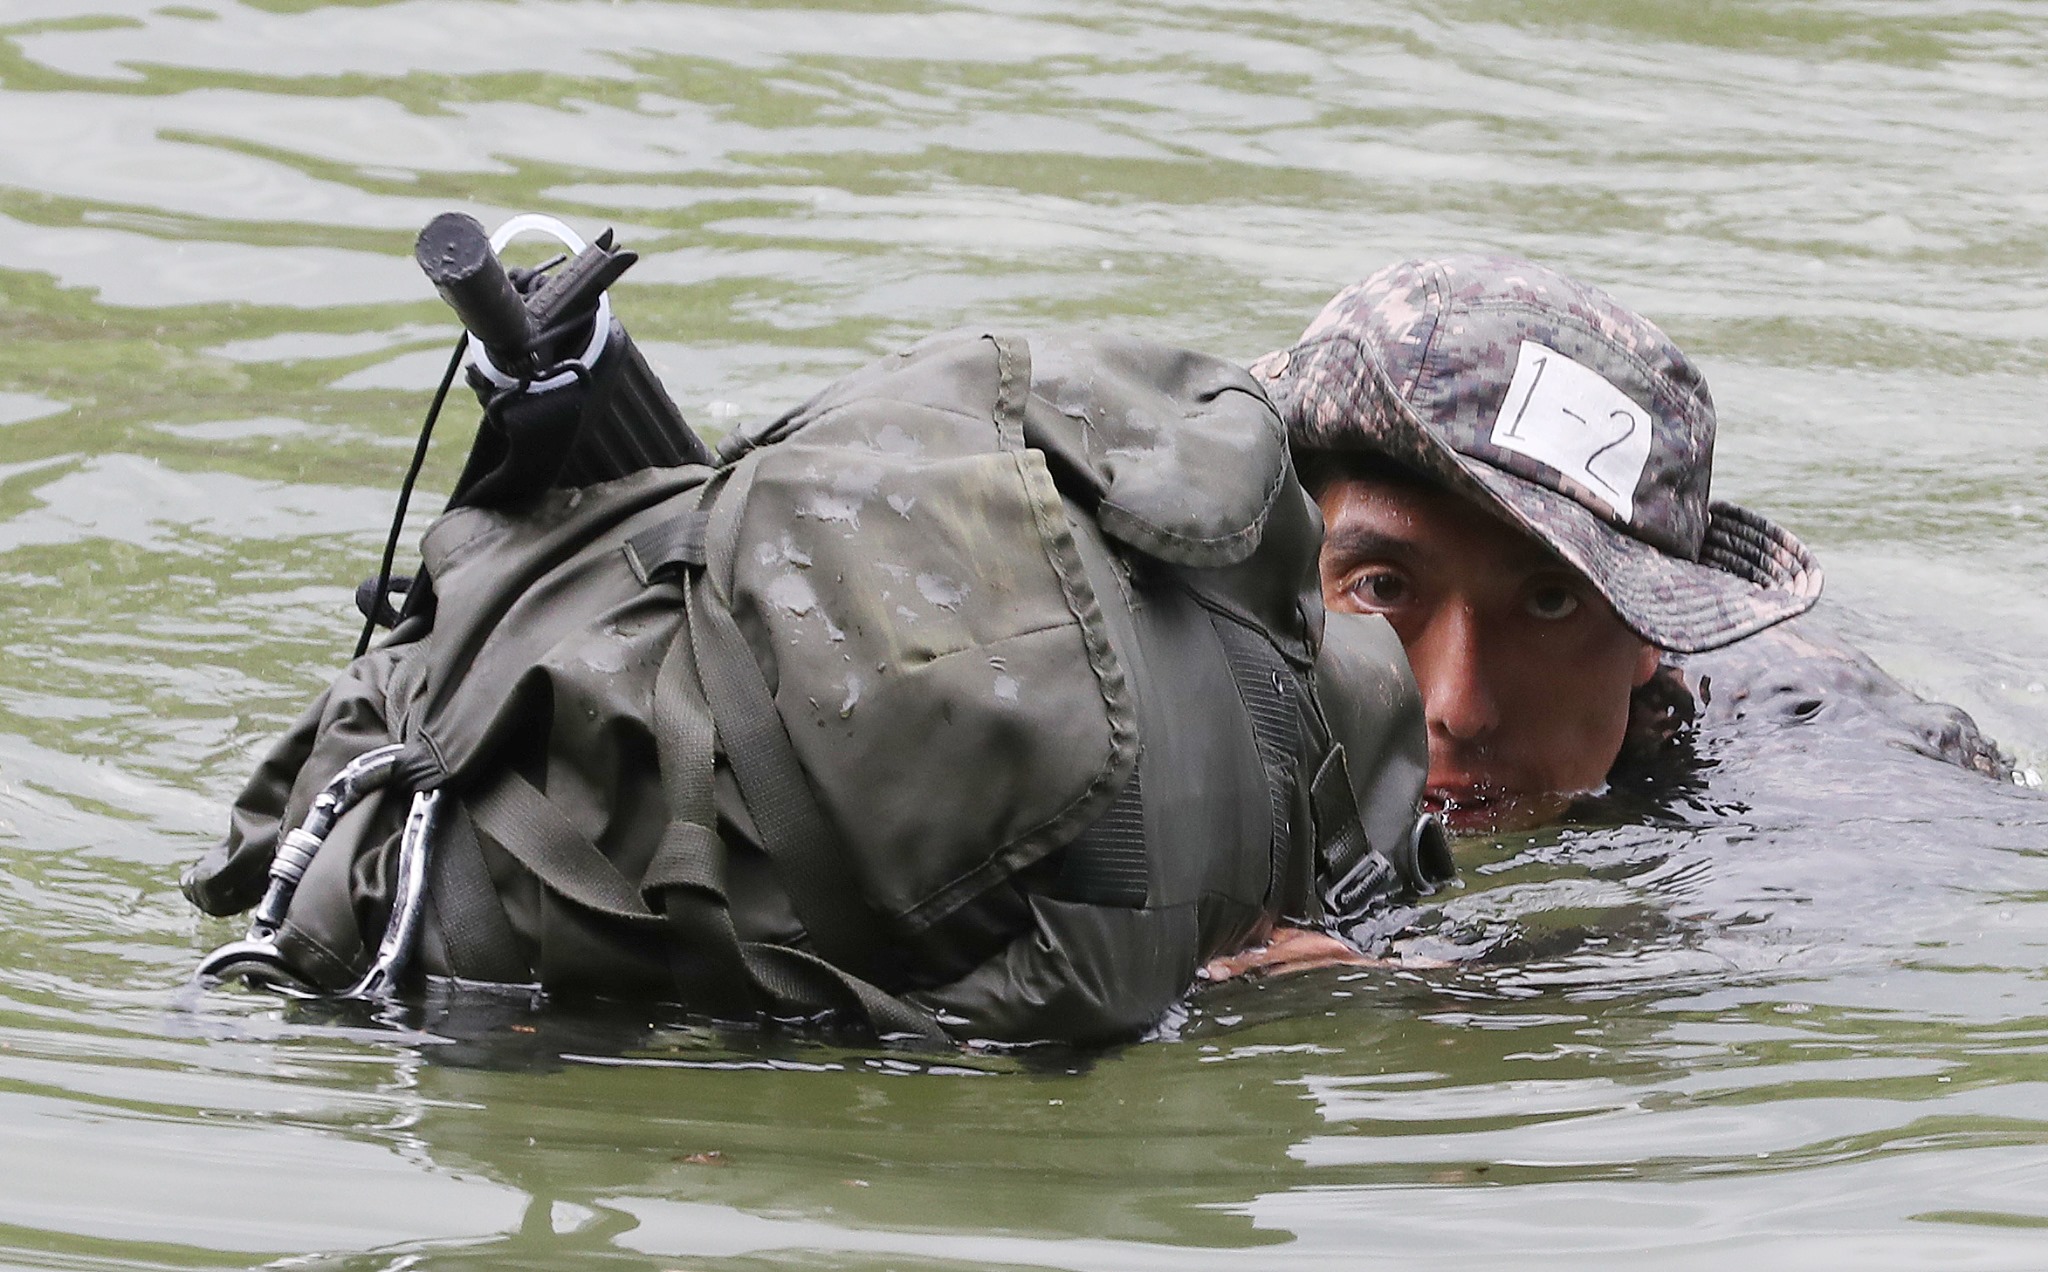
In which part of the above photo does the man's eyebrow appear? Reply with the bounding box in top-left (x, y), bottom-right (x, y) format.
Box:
top-left (1321, 526), bottom-right (1419, 564)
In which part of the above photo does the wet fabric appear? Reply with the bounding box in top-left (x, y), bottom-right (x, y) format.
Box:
top-left (183, 328), bottom-right (1446, 1046)
top-left (1669, 616), bottom-right (2011, 780)
top-left (1250, 255), bottom-right (1822, 653)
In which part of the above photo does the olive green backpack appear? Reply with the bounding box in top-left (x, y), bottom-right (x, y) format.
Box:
top-left (185, 328), bottom-right (1449, 1046)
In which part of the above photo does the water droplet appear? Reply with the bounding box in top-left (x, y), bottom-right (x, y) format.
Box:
top-left (916, 572), bottom-right (968, 610)
top-left (796, 491), bottom-right (861, 529)
top-left (763, 573), bottom-right (818, 617)
top-left (871, 424), bottom-right (922, 456)
top-left (839, 674), bottom-right (863, 718)
top-left (761, 573), bottom-right (815, 618)
top-left (755, 536), bottom-right (813, 569)
top-left (832, 461), bottom-right (885, 499)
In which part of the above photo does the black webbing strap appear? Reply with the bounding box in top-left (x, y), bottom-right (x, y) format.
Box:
top-left (646, 590), bottom-right (945, 1041)
top-left (465, 770), bottom-right (662, 927)
top-left (426, 800), bottom-right (530, 984)
top-left (640, 604), bottom-right (771, 1020)
top-left (1307, 744), bottom-right (1396, 924)
top-left (684, 570), bottom-right (898, 987)
top-left (1208, 612), bottom-right (1299, 902)
top-left (623, 511), bottom-right (711, 585)
top-left (745, 940), bottom-right (949, 1041)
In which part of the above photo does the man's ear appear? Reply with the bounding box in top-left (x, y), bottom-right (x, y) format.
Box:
top-left (1632, 642), bottom-right (1662, 689)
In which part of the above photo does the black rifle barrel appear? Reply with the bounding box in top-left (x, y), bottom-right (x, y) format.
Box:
top-left (414, 212), bottom-right (533, 371)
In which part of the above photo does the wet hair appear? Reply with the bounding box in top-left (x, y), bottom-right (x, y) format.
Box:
top-left (1613, 661), bottom-right (1697, 776)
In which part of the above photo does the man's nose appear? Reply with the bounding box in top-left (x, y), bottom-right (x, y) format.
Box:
top-left (1413, 603), bottom-right (1500, 744)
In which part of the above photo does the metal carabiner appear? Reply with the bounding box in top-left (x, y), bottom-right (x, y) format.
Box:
top-left (343, 788), bottom-right (443, 1000)
top-left (195, 743), bottom-right (406, 989)
top-left (189, 937), bottom-right (320, 996)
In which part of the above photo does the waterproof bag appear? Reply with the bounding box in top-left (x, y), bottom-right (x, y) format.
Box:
top-left (185, 218), bottom-right (1450, 1045)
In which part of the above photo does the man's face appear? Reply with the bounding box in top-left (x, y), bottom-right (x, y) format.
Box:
top-left (1316, 474), bottom-right (1661, 834)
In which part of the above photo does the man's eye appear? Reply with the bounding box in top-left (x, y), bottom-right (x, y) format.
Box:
top-left (1349, 570), bottom-right (1408, 608)
top-left (1525, 586), bottom-right (1580, 621)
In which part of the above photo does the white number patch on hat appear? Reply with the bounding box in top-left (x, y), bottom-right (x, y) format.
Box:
top-left (1489, 340), bottom-right (1654, 523)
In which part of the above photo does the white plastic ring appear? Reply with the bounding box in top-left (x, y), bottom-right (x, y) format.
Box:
top-left (468, 214), bottom-right (612, 394)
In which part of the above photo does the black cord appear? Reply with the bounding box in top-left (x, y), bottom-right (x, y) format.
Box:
top-left (354, 333), bottom-right (470, 659)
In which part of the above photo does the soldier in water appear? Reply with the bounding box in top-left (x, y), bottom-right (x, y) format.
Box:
top-left (1208, 254), bottom-right (2010, 978)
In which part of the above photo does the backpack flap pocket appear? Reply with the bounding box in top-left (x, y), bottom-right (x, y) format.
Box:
top-left (1023, 332), bottom-right (1289, 569)
top-left (728, 441), bottom-right (1137, 933)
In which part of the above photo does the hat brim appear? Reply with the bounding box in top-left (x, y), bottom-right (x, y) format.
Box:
top-left (1312, 383), bottom-right (1820, 653)
top-left (1271, 330), bottom-right (1823, 652)
top-left (1461, 460), bottom-right (1822, 654)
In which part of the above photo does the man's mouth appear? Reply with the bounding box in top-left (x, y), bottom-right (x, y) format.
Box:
top-left (1424, 776), bottom-right (1583, 834)
top-left (1422, 782), bottom-right (1515, 833)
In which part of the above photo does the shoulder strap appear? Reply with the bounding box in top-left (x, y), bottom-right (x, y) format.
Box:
top-left (424, 800), bottom-right (530, 984)
top-left (684, 568), bottom-right (901, 986)
top-left (647, 579), bottom-right (945, 1041)
top-left (1307, 745), bottom-right (1396, 923)
top-left (465, 769), bottom-right (665, 925)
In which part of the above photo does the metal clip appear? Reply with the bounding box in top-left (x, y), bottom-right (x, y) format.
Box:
top-left (195, 744), bottom-right (408, 991)
top-left (343, 789), bottom-right (442, 1000)
top-left (1321, 843), bottom-right (1396, 923)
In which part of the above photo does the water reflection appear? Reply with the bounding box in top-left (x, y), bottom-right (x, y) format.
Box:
top-left (108, 965), bottom-right (2039, 1269)
top-left (7, 0), bottom-right (2048, 1265)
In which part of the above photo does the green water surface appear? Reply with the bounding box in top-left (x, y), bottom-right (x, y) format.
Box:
top-left (5, 2), bottom-right (2048, 1267)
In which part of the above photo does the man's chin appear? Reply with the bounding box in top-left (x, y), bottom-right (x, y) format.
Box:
top-left (1423, 786), bottom-right (1571, 835)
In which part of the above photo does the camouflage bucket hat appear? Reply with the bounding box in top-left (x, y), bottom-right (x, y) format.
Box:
top-left (1251, 254), bottom-right (1822, 655)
